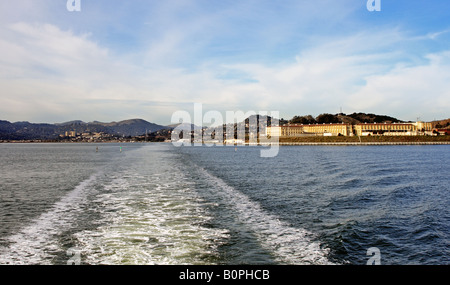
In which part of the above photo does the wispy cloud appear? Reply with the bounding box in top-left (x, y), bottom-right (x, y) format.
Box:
top-left (426, 30), bottom-right (450, 40)
top-left (0, 1), bottom-right (449, 124)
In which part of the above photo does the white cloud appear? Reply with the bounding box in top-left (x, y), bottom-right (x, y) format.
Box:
top-left (349, 51), bottom-right (450, 121)
top-left (1, 17), bottom-right (449, 125)
top-left (0, 22), bottom-right (138, 122)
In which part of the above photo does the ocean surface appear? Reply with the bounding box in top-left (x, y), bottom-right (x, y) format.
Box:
top-left (0, 143), bottom-right (448, 265)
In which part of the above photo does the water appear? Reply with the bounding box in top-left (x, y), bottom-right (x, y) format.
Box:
top-left (0, 143), bottom-right (448, 265)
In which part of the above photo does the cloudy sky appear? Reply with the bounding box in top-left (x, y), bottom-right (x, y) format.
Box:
top-left (1, 0), bottom-right (449, 125)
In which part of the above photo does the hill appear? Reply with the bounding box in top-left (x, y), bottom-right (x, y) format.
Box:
top-left (88, 119), bottom-right (168, 137)
top-left (0, 119), bottom-right (168, 140)
top-left (288, 112), bottom-right (404, 125)
top-left (432, 118), bottom-right (450, 129)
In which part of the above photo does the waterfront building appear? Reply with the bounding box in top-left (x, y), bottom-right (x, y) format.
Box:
top-left (303, 123), bottom-right (353, 136)
top-left (266, 121), bottom-right (433, 137)
top-left (354, 122), bottom-right (415, 136)
top-left (266, 123), bottom-right (352, 137)
top-left (354, 122), bottom-right (433, 136)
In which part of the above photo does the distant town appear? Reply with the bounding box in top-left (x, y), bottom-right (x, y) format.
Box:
top-left (53, 129), bottom-right (173, 143)
top-left (0, 128), bottom-right (173, 143)
top-left (0, 118), bottom-right (171, 143)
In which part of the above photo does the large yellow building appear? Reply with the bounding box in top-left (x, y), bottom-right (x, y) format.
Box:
top-left (266, 123), bottom-right (352, 137)
top-left (303, 124), bottom-right (353, 136)
top-left (266, 121), bottom-right (433, 137)
top-left (354, 122), bottom-right (433, 136)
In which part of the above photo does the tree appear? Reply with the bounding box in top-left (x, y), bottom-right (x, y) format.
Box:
top-left (289, 115), bottom-right (316, 124)
top-left (316, 113), bottom-right (339, 124)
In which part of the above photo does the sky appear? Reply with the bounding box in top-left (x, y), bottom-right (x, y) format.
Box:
top-left (1, 0), bottom-right (449, 125)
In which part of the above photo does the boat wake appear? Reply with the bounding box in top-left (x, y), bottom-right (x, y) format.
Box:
top-left (195, 166), bottom-right (334, 265)
top-left (0, 173), bottom-right (100, 265)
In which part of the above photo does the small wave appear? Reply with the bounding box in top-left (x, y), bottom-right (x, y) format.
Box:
top-left (196, 167), bottom-right (334, 265)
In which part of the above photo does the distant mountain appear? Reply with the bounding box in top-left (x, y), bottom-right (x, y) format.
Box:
top-left (0, 120), bottom-right (58, 140)
top-left (0, 119), bottom-right (168, 140)
top-left (167, 123), bottom-right (202, 130)
top-left (91, 119), bottom-right (168, 137)
top-left (54, 120), bottom-right (86, 126)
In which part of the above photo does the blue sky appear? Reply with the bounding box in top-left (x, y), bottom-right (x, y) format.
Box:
top-left (1, 0), bottom-right (449, 124)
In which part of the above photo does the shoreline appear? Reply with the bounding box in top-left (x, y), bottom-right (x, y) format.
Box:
top-left (274, 141), bottom-right (450, 146)
top-left (2, 141), bottom-right (450, 146)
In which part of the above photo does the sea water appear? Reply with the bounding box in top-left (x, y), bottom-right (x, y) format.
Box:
top-left (0, 143), bottom-right (448, 264)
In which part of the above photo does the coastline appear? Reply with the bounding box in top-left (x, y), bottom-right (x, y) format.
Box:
top-left (275, 141), bottom-right (450, 146)
top-left (2, 136), bottom-right (450, 146)
top-left (273, 135), bottom-right (450, 146)
top-left (2, 141), bottom-right (450, 146)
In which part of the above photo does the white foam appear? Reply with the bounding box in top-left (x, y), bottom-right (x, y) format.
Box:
top-left (197, 167), bottom-right (334, 265)
top-left (0, 173), bottom-right (100, 264)
top-left (73, 171), bottom-right (229, 265)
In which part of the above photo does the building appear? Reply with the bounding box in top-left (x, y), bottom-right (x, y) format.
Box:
top-left (64, 131), bottom-right (77, 137)
top-left (354, 122), bottom-right (433, 136)
top-left (266, 121), bottom-right (433, 138)
top-left (303, 123), bottom-right (353, 136)
top-left (414, 121), bottom-right (433, 132)
top-left (354, 122), bottom-right (414, 136)
top-left (434, 129), bottom-right (450, 136)
top-left (266, 123), bottom-right (352, 137)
